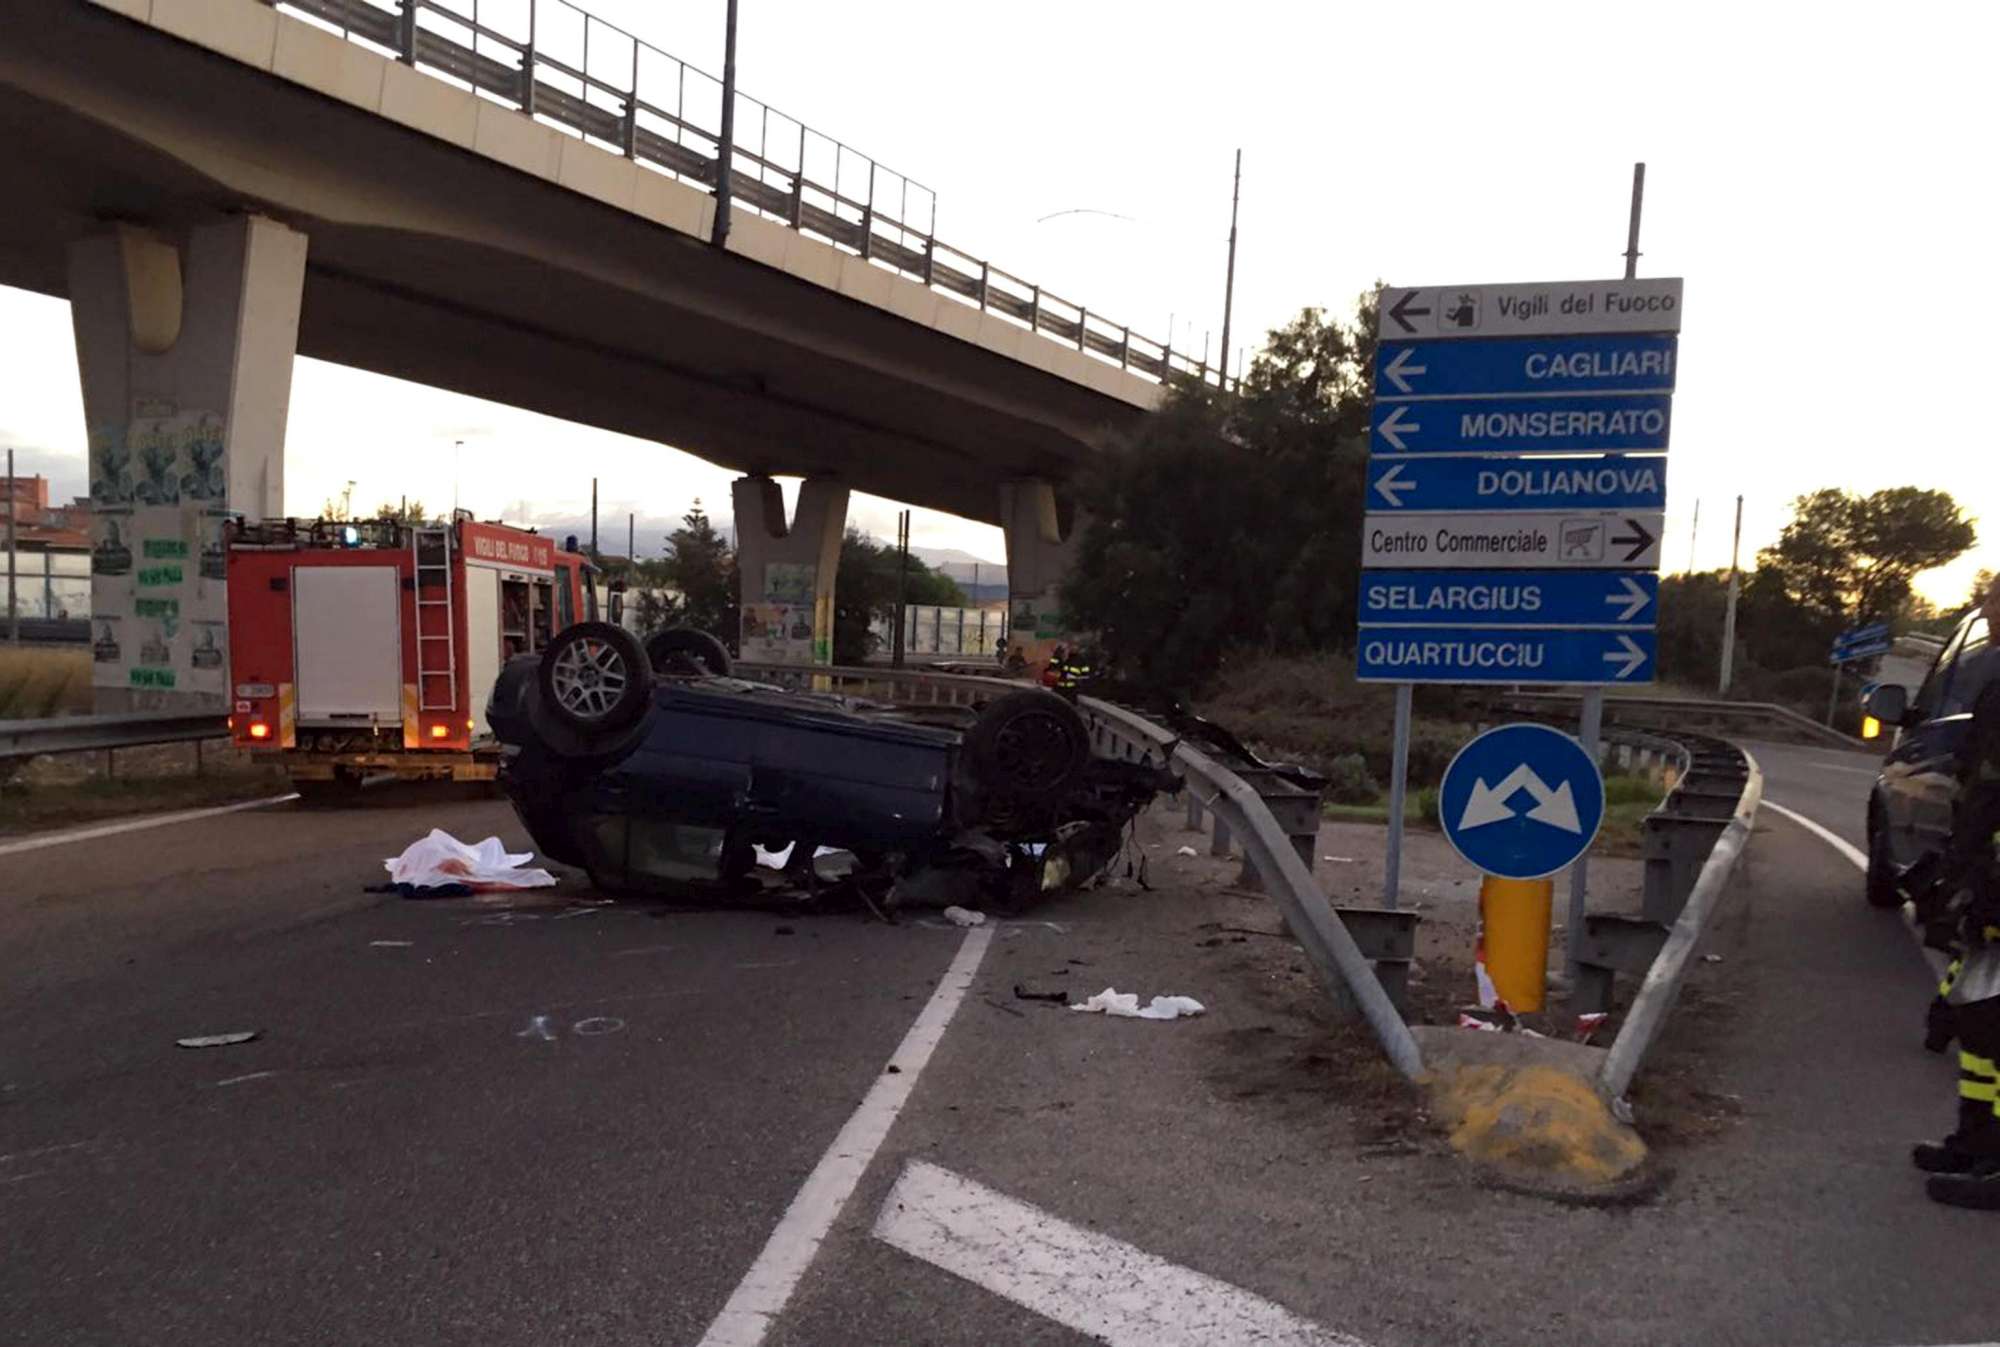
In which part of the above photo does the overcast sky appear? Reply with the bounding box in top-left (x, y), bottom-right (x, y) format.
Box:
top-left (3, 0), bottom-right (1994, 603)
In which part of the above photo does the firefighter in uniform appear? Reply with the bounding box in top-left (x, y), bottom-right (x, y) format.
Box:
top-left (1915, 676), bottom-right (2000, 1208)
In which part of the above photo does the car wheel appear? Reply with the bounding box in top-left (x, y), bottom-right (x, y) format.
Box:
top-left (646, 627), bottom-right (733, 677)
top-left (964, 689), bottom-right (1091, 803)
top-left (1865, 812), bottom-right (1902, 908)
top-left (539, 622), bottom-right (652, 735)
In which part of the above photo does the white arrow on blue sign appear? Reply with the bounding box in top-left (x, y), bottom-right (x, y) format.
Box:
top-left (1360, 570), bottom-right (1656, 627)
top-left (1439, 724), bottom-right (1607, 879)
top-left (1370, 393), bottom-right (1672, 455)
top-left (1375, 334), bottom-right (1678, 399)
top-left (1356, 627), bottom-right (1654, 685)
top-left (1368, 456), bottom-right (1667, 512)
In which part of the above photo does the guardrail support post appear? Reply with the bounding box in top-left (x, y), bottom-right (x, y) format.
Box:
top-left (1029, 285), bottom-right (1040, 333)
top-left (1185, 793), bottom-right (1204, 831)
top-left (396, 0), bottom-right (418, 63)
top-left (1209, 814), bottom-right (1233, 858)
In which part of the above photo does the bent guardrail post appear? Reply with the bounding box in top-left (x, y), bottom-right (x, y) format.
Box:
top-left (1078, 697), bottom-right (1424, 1081)
top-left (1598, 748), bottom-right (1763, 1100)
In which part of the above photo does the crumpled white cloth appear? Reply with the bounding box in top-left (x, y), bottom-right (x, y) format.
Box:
top-left (385, 829), bottom-right (556, 890)
top-left (1068, 987), bottom-right (1206, 1020)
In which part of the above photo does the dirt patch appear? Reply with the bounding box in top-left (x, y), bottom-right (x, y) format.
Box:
top-left (0, 646), bottom-right (90, 718)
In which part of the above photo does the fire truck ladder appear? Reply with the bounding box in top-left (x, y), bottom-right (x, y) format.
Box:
top-left (412, 525), bottom-right (457, 712)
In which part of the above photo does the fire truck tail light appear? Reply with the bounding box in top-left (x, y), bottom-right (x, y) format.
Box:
top-left (248, 722), bottom-right (271, 740)
top-left (430, 724), bottom-right (449, 739)
top-left (466, 719), bottom-right (475, 730)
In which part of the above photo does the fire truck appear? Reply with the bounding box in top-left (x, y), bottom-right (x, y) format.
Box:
top-left (226, 514), bottom-right (597, 792)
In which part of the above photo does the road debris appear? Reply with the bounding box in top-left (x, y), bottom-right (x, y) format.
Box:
top-left (384, 829), bottom-right (556, 893)
top-left (942, 906), bottom-right (987, 928)
top-left (1068, 987), bottom-right (1206, 1020)
top-left (176, 1031), bottom-right (258, 1049)
top-left (1175, 845), bottom-right (1198, 857)
top-left (1012, 983), bottom-right (1069, 1004)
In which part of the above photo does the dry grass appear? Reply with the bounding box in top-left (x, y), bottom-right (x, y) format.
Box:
top-left (0, 646), bottom-right (91, 719)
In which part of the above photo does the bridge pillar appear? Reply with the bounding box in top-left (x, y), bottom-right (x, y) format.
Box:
top-left (1000, 478), bottom-right (1087, 664)
top-left (731, 476), bottom-right (848, 665)
top-left (68, 215), bottom-right (308, 713)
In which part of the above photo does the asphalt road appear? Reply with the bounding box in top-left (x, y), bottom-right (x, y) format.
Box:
top-left (2, 795), bottom-right (972, 1347)
top-left (6, 742), bottom-right (1993, 1347)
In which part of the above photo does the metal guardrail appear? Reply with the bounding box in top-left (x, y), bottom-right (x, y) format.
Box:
top-left (1484, 690), bottom-right (1866, 750)
top-left (0, 710), bottom-right (228, 762)
top-left (264, 0), bottom-right (1240, 391)
top-left (737, 660), bottom-right (1426, 1079)
top-left (1600, 743), bottom-right (1762, 1099)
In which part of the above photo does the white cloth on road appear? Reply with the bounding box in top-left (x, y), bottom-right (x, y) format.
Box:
top-left (1069, 987), bottom-right (1206, 1020)
top-left (385, 829), bottom-right (556, 890)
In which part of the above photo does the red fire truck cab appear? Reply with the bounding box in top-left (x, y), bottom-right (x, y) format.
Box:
top-left (226, 515), bottom-right (596, 791)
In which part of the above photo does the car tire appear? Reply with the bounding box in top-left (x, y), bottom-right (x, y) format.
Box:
top-left (519, 678), bottom-right (654, 769)
top-left (484, 653), bottom-right (542, 746)
top-left (646, 627), bottom-right (733, 677)
top-left (538, 622), bottom-right (652, 736)
top-left (964, 689), bottom-right (1091, 804)
top-left (1865, 812), bottom-right (1902, 908)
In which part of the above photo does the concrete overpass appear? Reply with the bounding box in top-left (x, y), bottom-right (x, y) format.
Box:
top-left (0, 0), bottom-right (1197, 703)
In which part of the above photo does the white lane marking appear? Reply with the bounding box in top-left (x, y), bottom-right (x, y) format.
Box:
top-left (369, 940), bottom-right (414, 948)
top-left (874, 1160), bottom-right (1361, 1347)
top-left (1761, 800), bottom-right (1947, 979)
top-left (1762, 801), bottom-right (1867, 869)
top-left (0, 794), bottom-right (299, 859)
top-left (696, 926), bottom-right (994, 1347)
top-left (214, 1071), bottom-right (277, 1088)
top-left (614, 943), bottom-right (678, 958)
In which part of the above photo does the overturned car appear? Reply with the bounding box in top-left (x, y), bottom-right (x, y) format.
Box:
top-left (488, 623), bottom-right (1178, 906)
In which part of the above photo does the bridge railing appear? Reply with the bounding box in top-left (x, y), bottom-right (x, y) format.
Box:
top-left (267, 0), bottom-right (1238, 390)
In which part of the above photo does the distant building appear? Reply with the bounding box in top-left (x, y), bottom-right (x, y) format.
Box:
top-left (2, 474), bottom-right (92, 619)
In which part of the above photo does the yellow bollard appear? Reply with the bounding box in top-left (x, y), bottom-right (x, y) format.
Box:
top-left (1479, 875), bottom-right (1554, 1013)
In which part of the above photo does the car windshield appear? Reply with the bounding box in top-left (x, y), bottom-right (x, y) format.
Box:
top-left (1939, 616), bottom-right (1994, 717)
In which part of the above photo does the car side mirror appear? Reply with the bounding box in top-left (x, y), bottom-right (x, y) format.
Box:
top-left (1864, 683), bottom-right (1909, 727)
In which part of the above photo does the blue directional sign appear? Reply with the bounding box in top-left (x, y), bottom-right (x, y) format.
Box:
top-left (1831, 623), bottom-right (1893, 664)
top-left (1360, 570), bottom-right (1657, 627)
top-left (1356, 627), bottom-right (1654, 685)
top-left (1439, 724), bottom-right (1606, 879)
top-left (1375, 334), bottom-right (1678, 399)
top-left (1368, 455), bottom-right (1666, 513)
top-left (1370, 393), bottom-right (1673, 456)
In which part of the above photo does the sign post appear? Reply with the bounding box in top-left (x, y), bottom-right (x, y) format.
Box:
top-left (1361, 241), bottom-right (1681, 968)
top-left (1826, 622), bottom-right (1893, 725)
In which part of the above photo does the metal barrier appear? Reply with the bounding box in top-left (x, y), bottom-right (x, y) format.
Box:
top-left (1482, 689), bottom-right (1865, 750)
top-left (0, 711), bottom-right (228, 763)
top-left (265, 0), bottom-right (1238, 391)
top-left (1599, 744), bottom-right (1763, 1099)
top-left (738, 660), bottom-right (1426, 1079)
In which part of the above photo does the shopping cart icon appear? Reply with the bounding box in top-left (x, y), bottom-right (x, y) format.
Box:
top-left (1560, 520), bottom-right (1605, 561)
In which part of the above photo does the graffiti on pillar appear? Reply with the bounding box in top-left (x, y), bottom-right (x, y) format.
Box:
top-left (89, 400), bottom-right (230, 707)
top-left (741, 562), bottom-right (826, 664)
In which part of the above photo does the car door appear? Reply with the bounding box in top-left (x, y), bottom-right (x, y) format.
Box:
top-left (1882, 615), bottom-right (1986, 864)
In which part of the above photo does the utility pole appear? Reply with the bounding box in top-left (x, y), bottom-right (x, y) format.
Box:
top-left (710, 0), bottom-right (739, 248)
top-left (1219, 148), bottom-right (1241, 388)
top-left (5, 448), bottom-right (17, 644)
top-left (628, 512), bottom-right (635, 563)
top-left (1565, 161), bottom-right (1645, 984)
top-left (1687, 498), bottom-right (1700, 574)
top-left (1720, 493), bottom-right (1744, 693)
top-left (590, 477), bottom-right (598, 555)
top-left (891, 509), bottom-right (911, 668)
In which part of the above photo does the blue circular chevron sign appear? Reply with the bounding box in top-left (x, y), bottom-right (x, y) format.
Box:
top-left (1438, 723), bottom-right (1605, 879)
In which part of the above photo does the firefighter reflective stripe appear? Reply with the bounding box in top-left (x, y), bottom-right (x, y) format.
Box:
top-left (278, 683), bottom-right (297, 749)
top-left (1942, 958), bottom-right (1963, 999)
top-left (401, 683), bottom-right (420, 750)
top-left (1961, 1052), bottom-right (2000, 1104)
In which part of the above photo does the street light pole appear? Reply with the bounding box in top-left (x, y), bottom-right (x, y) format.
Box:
top-left (1219, 149), bottom-right (1241, 388)
top-left (711, 0), bottom-right (739, 248)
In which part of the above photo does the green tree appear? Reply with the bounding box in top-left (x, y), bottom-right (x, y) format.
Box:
top-left (661, 501), bottom-right (738, 646)
top-left (1061, 292), bottom-right (1380, 691)
top-left (370, 499), bottom-right (428, 524)
top-left (1756, 487), bottom-right (1977, 627)
top-left (831, 529), bottom-right (965, 664)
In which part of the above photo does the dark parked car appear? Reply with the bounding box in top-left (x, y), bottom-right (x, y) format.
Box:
top-left (1865, 605), bottom-right (1995, 906)
top-left (487, 623), bottom-right (1175, 903)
